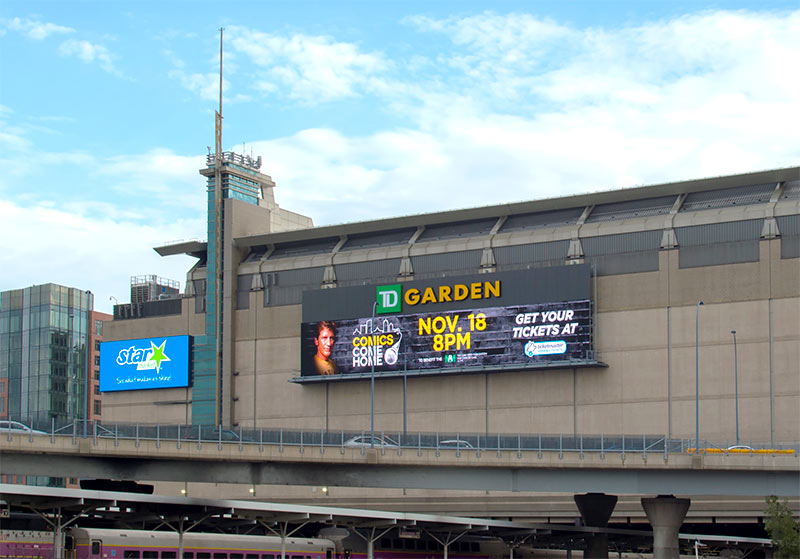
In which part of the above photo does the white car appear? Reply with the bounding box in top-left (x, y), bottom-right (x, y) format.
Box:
top-left (0, 420), bottom-right (47, 435)
top-left (439, 439), bottom-right (474, 449)
top-left (343, 435), bottom-right (399, 448)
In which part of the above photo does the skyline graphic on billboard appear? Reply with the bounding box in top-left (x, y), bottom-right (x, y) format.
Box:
top-left (100, 335), bottom-right (191, 392)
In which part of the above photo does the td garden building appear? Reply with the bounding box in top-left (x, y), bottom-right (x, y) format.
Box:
top-left (103, 157), bottom-right (799, 505)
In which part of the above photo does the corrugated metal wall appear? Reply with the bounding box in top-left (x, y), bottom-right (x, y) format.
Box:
top-left (340, 229), bottom-right (416, 251)
top-left (411, 250), bottom-right (483, 278)
top-left (586, 196), bottom-right (676, 223)
top-left (416, 218), bottom-right (497, 242)
top-left (500, 207), bottom-right (584, 232)
top-left (494, 240), bottom-right (570, 270)
top-left (680, 184), bottom-right (776, 212)
top-left (334, 259), bottom-right (402, 285)
top-left (778, 215), bottom-right (800, 259)
top-left (262, 267), bottom-right (325, 306)
top-left (676, 219), bottom-right (762, 268)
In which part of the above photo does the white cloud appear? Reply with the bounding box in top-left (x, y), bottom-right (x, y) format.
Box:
top-left (243, 8), bottom-right (800, 226)
top-left (5, 17), bottom-right (74, 39)
top-left (95, 149), bottom-right (207, 215)
top-left (59, 39), bottom-right (120, 75)
top-left (227, 26), bottom-right (389, 103)
top-left (168, 69), bottom-right (221, 102)
top-left (0, 200), bottom-right (201, 314)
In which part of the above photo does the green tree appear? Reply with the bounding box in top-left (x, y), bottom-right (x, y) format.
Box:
top-left (764, 495), bottom-right (800, 558)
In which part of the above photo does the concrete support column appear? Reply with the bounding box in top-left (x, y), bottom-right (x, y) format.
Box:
top-left (641, 495), bottom-right (690, 559)
top-left (574, 492), bottom-right (618, 558)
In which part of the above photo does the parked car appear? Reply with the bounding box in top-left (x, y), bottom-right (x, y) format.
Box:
top-left (726, 445), bottom-right (754, 452)
top-left (439, 439), bottom-right (474, 449)
top-left (343, 435), bottom-right (399, 448)
top-left (0, 420), bottom-right (47, 435)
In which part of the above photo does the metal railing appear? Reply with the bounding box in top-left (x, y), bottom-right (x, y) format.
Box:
top-left (3, 417), bottom-right (798, 458)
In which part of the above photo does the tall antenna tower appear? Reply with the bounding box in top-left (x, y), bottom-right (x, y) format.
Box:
top-left (213, 27), bottom-right (224, 425)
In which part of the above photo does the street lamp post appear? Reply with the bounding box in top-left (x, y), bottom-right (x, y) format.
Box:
top-left (731, 330), bottom-right (739, 445)
top-left (83, 290), bottom-right (92, 438)
top-left (695, 301), bottom-right (703, 454)
top-left (370, 301), bottom-right (377, 448)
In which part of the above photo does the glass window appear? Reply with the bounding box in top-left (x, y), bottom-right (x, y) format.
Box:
top-left (230, 555), bottom-right (244, 559)
top-left (124, 552), bottom-right (141, 559)
top-left (213, 554), bottom-right (228, 559)
top-left (95, 320), bottom-right (103, 336)
top-left (197, 554), bottom-right (211, 559)
top-left (183, 553), bottom-right (194, 559)
top-left (91, 541), bottom-right (102, 555)
top-left (143, 552), bottom-right (159, 559)
top-left (94, 400), bottom-right (101, 415)
top-left (163, 553), bottom-right (177, 559)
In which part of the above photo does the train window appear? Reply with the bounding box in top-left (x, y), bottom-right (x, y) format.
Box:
top-left (197, 553), bottom-right (211, 559)
top-left (64, 536), bottom-right (75, 550)
top-left (91, 540), bottom-right (102, 555)
top-left (143, 552), bottom-right (159, 559)
top-left (213, 553), bottom-right (228, 559)
top-left (261, 555), bottom-right (274, 559)
top-left (183, 553), bottom-right (194, 558)
top-left (124, 552), bottom-right (141, 559)
top-left (326, 549), bottom-right (332, 559)
top-left (245, 555), bottom-right (259, 559)
top-left (230, 554), bottom-right (244, 559)
top-left (163, 553), bottom-right (177, 558)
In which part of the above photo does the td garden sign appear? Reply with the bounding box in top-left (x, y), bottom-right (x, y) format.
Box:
top-left (297, 264), bottom-right (599, 382)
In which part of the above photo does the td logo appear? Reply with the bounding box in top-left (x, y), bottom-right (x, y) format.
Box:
top-left (376, 284), bottom-right (402, 314)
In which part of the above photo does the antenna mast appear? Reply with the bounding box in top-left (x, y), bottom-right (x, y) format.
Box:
top-left (213, 27), bottom-right (224, 426)
top-left (215, 27), bottom-right (223, 157)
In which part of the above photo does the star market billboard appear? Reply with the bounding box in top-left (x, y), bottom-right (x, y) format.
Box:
top-left (100, 335), bottom-right (191, 392)
top-left (299, 265), bottom-right (596, 381)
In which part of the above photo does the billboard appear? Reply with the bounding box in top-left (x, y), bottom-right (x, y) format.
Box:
top-left (100, 335), bottom-right (191, 392)
top-left (300, 266), bottom-right (595, 381)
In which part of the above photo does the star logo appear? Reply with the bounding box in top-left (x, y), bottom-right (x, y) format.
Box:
top-left (147, 340), bottom-right (170, 373)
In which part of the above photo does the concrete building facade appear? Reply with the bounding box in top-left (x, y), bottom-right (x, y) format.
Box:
top-left (103, 164), bottom-right (799, 452)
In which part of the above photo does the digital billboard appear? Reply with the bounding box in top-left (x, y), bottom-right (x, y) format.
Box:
top-left (100, 335), bottom-right (191, 392)
top-left (299, 265), bottom-right (596, 381)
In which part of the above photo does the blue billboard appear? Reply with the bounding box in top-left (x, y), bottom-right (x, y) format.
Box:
top-left (100, 335), bottom-right (191, 392)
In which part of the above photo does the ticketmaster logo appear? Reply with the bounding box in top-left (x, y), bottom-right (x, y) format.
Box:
top-left (376, 284), bottom-right (402, 314)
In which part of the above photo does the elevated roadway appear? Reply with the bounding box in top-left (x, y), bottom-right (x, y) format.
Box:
top-left (1, 432), bottom-right (797, 497)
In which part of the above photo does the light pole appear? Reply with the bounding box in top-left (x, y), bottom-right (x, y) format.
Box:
top-left (695, 301), bottom-right (703, 454)
top-left (731, 330), bottom-right (739, 445)
top-left (370, 301), bottom-right (377, 448)
top-left (83, 290), bottom-right (91, 438)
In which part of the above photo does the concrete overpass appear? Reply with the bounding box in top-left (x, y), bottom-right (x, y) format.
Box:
top-left (1, 430), bottom-right (797, 497)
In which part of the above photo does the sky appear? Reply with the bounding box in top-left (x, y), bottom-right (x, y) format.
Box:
top-left (1, 1), bottom-right (798, 314)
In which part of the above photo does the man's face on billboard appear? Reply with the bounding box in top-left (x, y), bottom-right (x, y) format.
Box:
top-left (315, 327), bottom-right (335, 359)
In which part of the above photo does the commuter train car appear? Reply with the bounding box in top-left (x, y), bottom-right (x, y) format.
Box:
top-left (0, 528), bottom-right (335, 559)
top-left (0, 527), bottom-right (501, 559)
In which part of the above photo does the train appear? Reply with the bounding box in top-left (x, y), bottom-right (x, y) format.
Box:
top-left (0, 527), bottom-right (494, 559)
top-left (1, 528), bottom-right (334, 559)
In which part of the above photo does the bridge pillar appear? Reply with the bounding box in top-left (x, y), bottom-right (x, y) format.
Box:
top-left (574, 492), bottom-right (617, 558)
top-left (641, 495), bottom-right (690, 559)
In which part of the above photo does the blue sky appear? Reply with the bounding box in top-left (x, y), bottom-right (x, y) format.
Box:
top-left (1, 1), bottom-right (799, 313)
